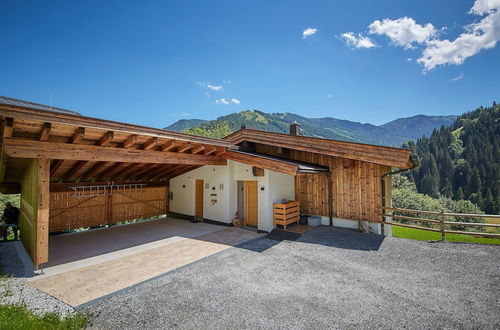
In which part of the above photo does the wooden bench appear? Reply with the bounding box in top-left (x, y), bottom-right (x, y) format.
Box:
top-left (273, 201), bottom-right (300, 230)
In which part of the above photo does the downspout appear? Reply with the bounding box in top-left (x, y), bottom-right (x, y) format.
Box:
top-left (327, 172), bottom-right (333, 226)
top-left (380, 153), bottom-right (420, 235)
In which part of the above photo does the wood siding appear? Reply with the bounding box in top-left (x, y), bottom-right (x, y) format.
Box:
top-left (256, 144), bottom-right (391, 222)
top-left (49, 186), bottom-right (168, 232)
top-left (20, 158), bottom-right (50, 267)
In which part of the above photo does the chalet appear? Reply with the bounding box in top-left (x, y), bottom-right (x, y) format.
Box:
top-left (0, 96), bottom-right (417, 269)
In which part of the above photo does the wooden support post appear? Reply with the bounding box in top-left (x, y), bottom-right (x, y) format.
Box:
top-left (0, 117), bottom-right (14, 182)
top-left (19, 158), bottom-right (50, 268)
top-left (440, 208), bottom-right (445, 241)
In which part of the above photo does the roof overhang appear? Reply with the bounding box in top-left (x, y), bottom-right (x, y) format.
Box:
top-left (224, 128), bottom-right (414, 169)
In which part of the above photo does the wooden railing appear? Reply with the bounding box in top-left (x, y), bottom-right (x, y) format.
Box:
top-left (381, 207), bottom-right (500, 240)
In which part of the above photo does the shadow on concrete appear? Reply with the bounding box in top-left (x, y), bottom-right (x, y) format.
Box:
top-left (297, 226), bottom-right (385, 251)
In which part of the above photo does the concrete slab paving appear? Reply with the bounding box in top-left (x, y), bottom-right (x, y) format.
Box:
top-left (28, 219), bottom-right (261, 307)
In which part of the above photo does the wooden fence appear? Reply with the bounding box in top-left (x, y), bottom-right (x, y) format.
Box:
top-left (381, 207), bottom-right (500, 240)
top-left (49, 186), bottom-right (168, 232)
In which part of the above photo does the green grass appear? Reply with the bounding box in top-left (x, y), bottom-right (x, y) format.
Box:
top-left (0, 304), bottom-right (87, 330)
top-left (393, 226), bottom-right (500, 245)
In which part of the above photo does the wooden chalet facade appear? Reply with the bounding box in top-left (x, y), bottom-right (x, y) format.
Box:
top-left (0, 96), bottom-right (416, 268)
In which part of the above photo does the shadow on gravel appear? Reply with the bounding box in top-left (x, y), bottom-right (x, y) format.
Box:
top-left (297, 226), bottom-right (384, 251)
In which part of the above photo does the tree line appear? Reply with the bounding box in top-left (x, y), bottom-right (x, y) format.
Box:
top-left (403, 103), bottom-right (499, 214)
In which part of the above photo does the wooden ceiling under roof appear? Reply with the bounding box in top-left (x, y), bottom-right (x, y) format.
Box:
top-left (0, 100), bottom-right (229, 186)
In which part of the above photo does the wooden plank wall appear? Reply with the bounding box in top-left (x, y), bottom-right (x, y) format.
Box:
top-left (256, 144), bottom-right (390, 222)
top-left (20, 158), bottom-right (50, 267)
top-left (49, 186), bottom-right (168, 232)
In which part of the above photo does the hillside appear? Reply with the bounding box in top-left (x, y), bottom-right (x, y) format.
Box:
top-left (165, 110), bottom-right (456, 147)
top-left (404, 103), bottom-right (500, 214)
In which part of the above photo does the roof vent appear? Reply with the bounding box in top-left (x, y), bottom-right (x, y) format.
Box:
top-left (289, 122), bottom-right (301, 136)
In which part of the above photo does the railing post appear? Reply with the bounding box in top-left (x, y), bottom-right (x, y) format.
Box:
top-left (440, 208), bottom-right (445, 241)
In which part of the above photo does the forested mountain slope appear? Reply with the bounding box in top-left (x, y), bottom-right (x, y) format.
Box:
top-left (404, 103), bottom-right (499, 214)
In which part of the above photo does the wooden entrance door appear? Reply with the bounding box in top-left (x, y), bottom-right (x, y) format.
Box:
top-left (244, 181), bottom-right (258, 227)
top-left (195, 179), bottom-right (204, 220)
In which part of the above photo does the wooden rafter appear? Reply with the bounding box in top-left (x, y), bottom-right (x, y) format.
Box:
top-left (80, 161), bottom-right (111, 181)
top-left (161, 140), bottom-right (179, 152)
top-left (203, 146), bottom-right (217, 155)
top-left (143, 137), bottom-right (157, 150)
top-left (140, 164), bottom-right (174, 180)
top-left (191, 145), bottom-right (204, 154)
top-left (122, 134), bottom-right (137, 148)
top-left (71, 127), bottom-right (85, 144)
top-left (97, 162), bottom-right (128, 181)
top-left (131, 163), bottom-right (161, 179)
top-left (0, 117), bottom-right (14, 182)
top-left (177, 143), bottom-right (192, 153)
top-left (39, 122), bottom-right (51, 141)
top-left (97, 131), bottom-right (113, 147)
top-left (221, 151), bottom-right (298, 176)
top-left (50, 160), bottom-right (65, 177)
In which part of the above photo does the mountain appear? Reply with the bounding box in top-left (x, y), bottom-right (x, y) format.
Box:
top-left (165, 110), bottom-right (457, 147)
top-left (404, 103), bottom-right (499, 214)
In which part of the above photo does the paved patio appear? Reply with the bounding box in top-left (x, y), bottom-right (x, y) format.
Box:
top-left (28, 218), bottom-right (261, 307)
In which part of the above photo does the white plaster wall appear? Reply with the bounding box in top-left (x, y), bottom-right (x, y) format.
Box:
top-left (266, 171), bottom-right (296, 232)
top-left (169, 165), bottom-right (231, 223)
top-left (170, 160), bottom-right (295, 232)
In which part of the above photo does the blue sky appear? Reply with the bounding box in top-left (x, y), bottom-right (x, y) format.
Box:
top-left (1, 0), bottom-right (499, 127)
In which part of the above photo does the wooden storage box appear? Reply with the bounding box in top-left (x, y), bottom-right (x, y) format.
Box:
top-left (273, 201), bottom-right (300, 229)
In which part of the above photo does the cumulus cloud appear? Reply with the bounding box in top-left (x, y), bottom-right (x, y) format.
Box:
top-left (368, 17), bottom-right (437, 49)
top-left (418, 0), bottom-right (500, 71)
top-left (207, 84), bottom-right (223, 91)
top-left (216, 98), bottom-right (240, 105)
top-left (340, 32), bottom-right (376, 49)
top-left (302, 27), bottom-right (318, 39)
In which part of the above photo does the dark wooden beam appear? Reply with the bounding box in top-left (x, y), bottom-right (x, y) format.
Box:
top-left (39, 123), bottom-right (51, 141)
top-left (0, 183), bottom-right (21, 194)
top-left (204, 146), bottom-right (217, 155)
top-left (97, 162), bottom-right (129, 181)
top-left (4, 138), bottom-right (228, 166)
top-left (80, 161), bottom-right (111, 181)
top-left (50, 159), bottom-right (65, 176)
top-left (64, 161), bottom-right (88, 180)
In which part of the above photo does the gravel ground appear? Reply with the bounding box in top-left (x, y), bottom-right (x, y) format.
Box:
top-left (85, 226), bottom-right (500, 329)
top-left (0, 241), bottom-right (74, 317)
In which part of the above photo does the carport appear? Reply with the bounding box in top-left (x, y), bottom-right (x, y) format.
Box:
top-left (0, 96), bottom-right (231, 269)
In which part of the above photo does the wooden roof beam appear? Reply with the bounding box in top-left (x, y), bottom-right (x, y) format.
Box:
top-left (97, 131), bottom-right (113, 146)
top-left (191, 145), bottom-right (204, 154)
top-left (177, 143), bottom-right (192, 153)
top-left (122, 134), bottom-right (137, 148)
top-left (64, 161), bottom-right (88, 181)
top-left (221, 151), bottom-right (298, 176)
top-left (131, 163), bottom-right (161, 180)
top-left (143, 137), bottom-right (157, 150)
top-left (97, 162), bottom-right (129, 181)
top-left (161, 140), bottom-right (179, 152)
top-left (0, 117), bottom-right (14, 182)
top-left (39, 122), bottom-right (51, 141)
top-left (80, 161), bottom-right (111, 181)
top-left (71, 127), bottom-right (86, 144)
top-left (4, 138), bottom-right (228, 166)
top-left (50, 159), bottom-right (65, 177)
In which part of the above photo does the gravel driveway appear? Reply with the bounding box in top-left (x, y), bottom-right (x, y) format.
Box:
top-left (85, 226), bottom-right (500, 329)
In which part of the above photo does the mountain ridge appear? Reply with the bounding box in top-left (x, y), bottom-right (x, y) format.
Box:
top-left (165, 110), bottom-right (457, 147)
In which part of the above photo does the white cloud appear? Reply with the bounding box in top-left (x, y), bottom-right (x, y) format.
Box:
top-left (470, 0), bottom-right (500, 15)
top-left (215, 98), bottom-right (229, 105)
top-left (418, 0), bottom-right (500, 71)
top-left (407, 57), bottom-right (413, 62)
top-left (216, 98), bottom-right (240, 105)
top-left (449, 73), bottom-right (465, 82)
top-left (207, 84), bottom-right (223, 91)
top-left (302, 27), bottom-right (318, 39)
top-left (368, 17), bottom-right (437, 49)
top-left (340, 32), bottom-right (376, 49)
